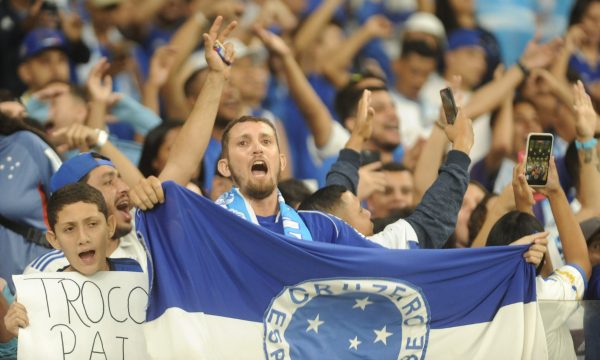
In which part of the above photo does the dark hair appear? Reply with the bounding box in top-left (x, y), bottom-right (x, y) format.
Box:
top-left (298, 185), bottom-right (347, 213)
top-left (400, 39), bottom-right (438, 60)
top-left (138, 120), bottom-right (184, 177)
top-left (372, 207), bottom-right (415, 233)
top-left (279, 179), bottom-right (313, 208)
top-left (184, 69), bottom-right (207, 98)
top-left (487, 210), bottom-right (544, 247)
top-left (0, 111), bottom-right (57, 150)
top-left (0, 89), bottom-right (19, 103)
top-left (569, 0), bottom-right (600, 26)
top-left (47, 183), bottom-right (108, 231)
top-left (221, 116), bottom-right (280, 158)
top-left (334, 84), bottom-right (388, 121)
top-left (435, 0), bottom-right (461, 34)
top-left (468, 193), bottom-right (496, 246)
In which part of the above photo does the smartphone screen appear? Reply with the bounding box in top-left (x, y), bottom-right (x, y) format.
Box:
top-left (440, 87), bottom-right (457, 125)
top-left (525, 133), bottom-right (553, 187)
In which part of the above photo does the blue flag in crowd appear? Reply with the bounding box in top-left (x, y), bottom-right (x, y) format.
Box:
top-left (137, 182), bottom-right (548, 359)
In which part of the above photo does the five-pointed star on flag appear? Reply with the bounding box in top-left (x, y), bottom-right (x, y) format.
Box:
top-left (352, 296), bottom-right (373, 310)
top-left (306, 314), bottom-right (325, 333)
top-left (373, 325), bottom-right (393, 345)
top-left (348, 336), bottom-right (361, 350)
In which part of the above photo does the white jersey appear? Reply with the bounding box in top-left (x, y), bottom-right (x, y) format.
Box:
top-left (537, 264), bottom-right (586, 360)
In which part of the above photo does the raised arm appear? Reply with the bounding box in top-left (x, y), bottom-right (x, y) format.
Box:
top-left (484, 67), bottom-right (514, 172)
top-left (159, 17), bottom-right (237, 186)
top-left (162, 2), bottom-right (243, 119)
top-left (540, 157), bottom-right (591, 280)
top-left (405, 109), bottom-right (474, 248)
top-left (255, 26), bottom-right (334, 147)
top-left (321, 15), bottom-right (393, 88)
top-left (143, 46), bottom-right (177, 115)
top-left (49, 124), bottom-right (144, 187)
top-left (572, 81), bottom-right (600, 222)
top-left (293, 0), bottom-right (343, 56)
top-left (463, 36), bottom-right (562, 119)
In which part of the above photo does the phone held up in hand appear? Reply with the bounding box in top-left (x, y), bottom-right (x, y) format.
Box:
top-left (524, 133), bottom-right (554, 187)
top-left (440, 87), bottom-right (457, 125)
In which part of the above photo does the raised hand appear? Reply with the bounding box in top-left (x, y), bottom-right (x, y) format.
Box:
top-left (353, 90), bottom-right (374, 141)
top-left (86, 58), bottom-right (113, 103)
top-left (573, 80), bottom-right (598, 141)
top-left (443, 109), bottom-right (474, 155)
top-left (254, 25), bottom-right (292, 58)
top-left (203, 16), bottom-right (237, 76)
top-left (364, 15), bottom-right (393, 38)
top-left (512, 161), bottom-right (535, 213)
top-left (519, 33), bottom-right (563, 70)
top-left (49, 123), bottom-right (101, 153)
top-left (535, 156), bottom-right (561, 196)
top-left (148, 46), bottom-right (177, 88)
top-left (357, 162), bottom-right (386, 200)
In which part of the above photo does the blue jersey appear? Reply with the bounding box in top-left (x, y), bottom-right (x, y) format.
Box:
top-left (0, 131), bottom-right (61, 292)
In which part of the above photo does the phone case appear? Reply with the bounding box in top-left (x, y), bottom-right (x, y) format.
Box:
top-left (524, 133), bottom-right (554, 187)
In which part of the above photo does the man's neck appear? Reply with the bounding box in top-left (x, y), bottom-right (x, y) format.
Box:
top-left (107, 237), bottom-right (120, 256)
top-left (244, 190), bottom-right (280, 217)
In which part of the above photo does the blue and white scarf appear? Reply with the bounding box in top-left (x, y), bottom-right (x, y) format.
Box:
top-left (216, 187), bottom-right (313, 241)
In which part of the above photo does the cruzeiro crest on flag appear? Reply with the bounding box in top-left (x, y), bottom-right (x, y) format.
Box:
top-left (263, 278), bottom-right (431, 360)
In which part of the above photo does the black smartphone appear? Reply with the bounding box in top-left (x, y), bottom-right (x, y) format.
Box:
top-left (360, 150), bottom-right (381, 166)
top-left (524, 133), bottom-right (554, 187)
top-left (440, 87), bottom-right (457, 125)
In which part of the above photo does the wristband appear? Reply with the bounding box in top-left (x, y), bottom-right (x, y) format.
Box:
top-left (516, 61), bottom-right (530, 77)
top-left (575, 138), bottom-right (598, 150)
top-left (93, 129), bottom-right (108, 150)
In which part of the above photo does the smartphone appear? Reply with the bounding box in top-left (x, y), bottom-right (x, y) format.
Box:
top-left (360, 150), bottom-right (381, 166)
top-left (524, 133), bottom-right (554, 187)
top-left (440, 87), bottom-right (457, 125)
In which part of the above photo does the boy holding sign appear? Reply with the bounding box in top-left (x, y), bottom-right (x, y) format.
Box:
top-left (3, 183), bottom-right (142, 338)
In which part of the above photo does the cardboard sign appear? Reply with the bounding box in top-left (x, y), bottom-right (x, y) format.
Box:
top-left (13, 272), bottom-right (148, 360)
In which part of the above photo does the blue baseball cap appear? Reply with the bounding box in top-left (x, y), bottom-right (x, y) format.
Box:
top-left (50, 152), bottom-right (115, 193)
top-left (446, 29), bottom-right (483, 52)
top-left (19, 28), bottom-right (68, 62)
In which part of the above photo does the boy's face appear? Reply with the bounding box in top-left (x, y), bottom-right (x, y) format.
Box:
top-left (46, 201), bottom-right (115, 275)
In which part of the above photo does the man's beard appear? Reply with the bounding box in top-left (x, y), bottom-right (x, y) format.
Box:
top-left (230, 166), bottom-right (279, 200)
top-left (372, 138), bottom-right (399, 153)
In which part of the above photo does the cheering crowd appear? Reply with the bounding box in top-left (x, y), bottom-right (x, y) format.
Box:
top-left (1, 0), bottom-right (600, 358)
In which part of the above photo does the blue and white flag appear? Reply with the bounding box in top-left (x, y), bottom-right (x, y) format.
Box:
top-left (137, 182), bottom-right (548, 359)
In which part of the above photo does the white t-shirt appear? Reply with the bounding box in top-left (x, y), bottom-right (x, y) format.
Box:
top-left (537, 264), bottom-right (586, 360)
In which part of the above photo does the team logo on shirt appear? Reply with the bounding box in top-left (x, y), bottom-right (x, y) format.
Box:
top-left (263, 278), bottom-right (430, 359)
